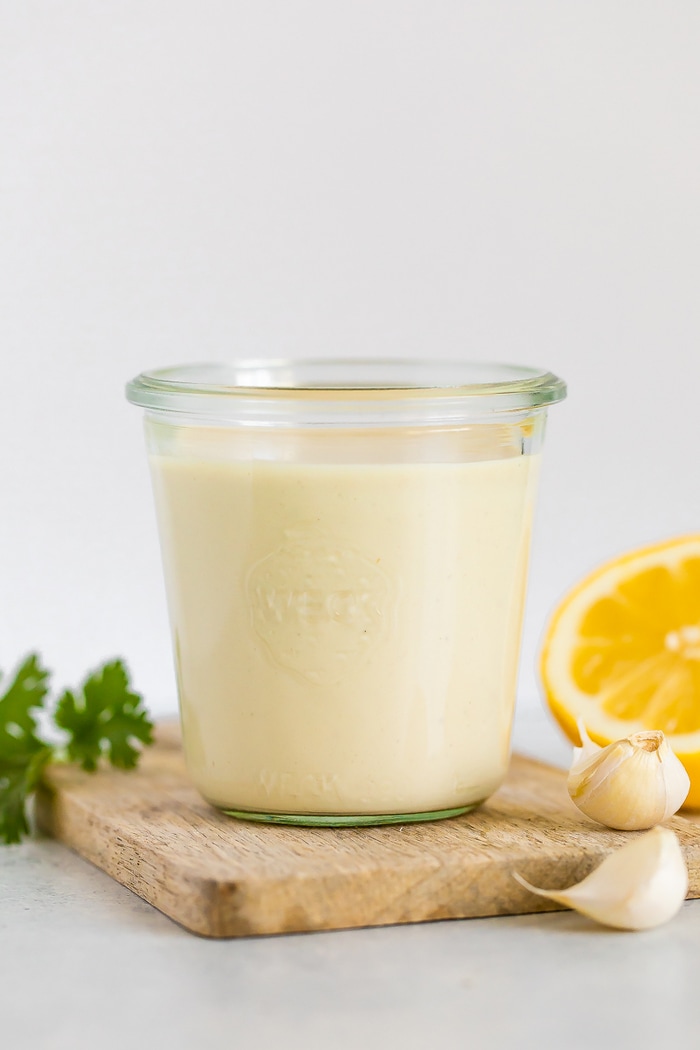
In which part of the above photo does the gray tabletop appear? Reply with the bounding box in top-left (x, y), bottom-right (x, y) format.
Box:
top-left (2, 707), bottom-right (698, 1050)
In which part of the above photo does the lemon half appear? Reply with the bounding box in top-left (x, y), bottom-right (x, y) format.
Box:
top-left (540, 535), bottom-right (700, 808)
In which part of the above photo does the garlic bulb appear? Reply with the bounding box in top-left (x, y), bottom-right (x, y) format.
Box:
top-left (567, 722), bottom-right (690, 831)
top-left (514, 825), bottom-right (688, 930)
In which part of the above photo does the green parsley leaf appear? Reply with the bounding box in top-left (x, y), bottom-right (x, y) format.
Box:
top-left (0, 653), bottom-right (52, 844)
top-left (0, 653), bottom-right (153, 844)
top-left (0, 653), bottom-right (51, 758)
top-left (55, 659), bottom-right (153, 772)
top-left (0, 747), bottom-right (53, 844)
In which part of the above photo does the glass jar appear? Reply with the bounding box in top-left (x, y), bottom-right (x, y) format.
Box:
top-left (127, 359), bottom-right (566, 825)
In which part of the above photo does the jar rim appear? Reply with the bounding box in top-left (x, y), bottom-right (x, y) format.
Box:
top-left (127, 360), bottom-right (566, 421)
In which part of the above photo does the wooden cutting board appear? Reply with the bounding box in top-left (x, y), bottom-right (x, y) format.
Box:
top-left (35, 723), bottom-right (700, 938)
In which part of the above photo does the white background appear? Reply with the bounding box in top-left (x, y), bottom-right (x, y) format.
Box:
top-left (1, 1), bottom-right (698, 716)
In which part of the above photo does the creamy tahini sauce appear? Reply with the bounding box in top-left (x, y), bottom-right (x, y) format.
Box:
top-left (150, 451), bottom-right (539, 815)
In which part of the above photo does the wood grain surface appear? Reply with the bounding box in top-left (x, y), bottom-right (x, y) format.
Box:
top-left (35, 724), bottom-right (700, 938)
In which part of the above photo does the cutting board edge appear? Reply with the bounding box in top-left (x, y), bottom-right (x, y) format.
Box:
top-left (34, 750), bottom-right (700, 939)
top-left (35, 780), bottom-right (583, 937)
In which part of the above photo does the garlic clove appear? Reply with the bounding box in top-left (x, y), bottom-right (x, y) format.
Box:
top-left (514, 826), bottom-right (688, 931)
top-left (567, 725), bottom-right (690, 831)
top-left (574, 718), bottom-right (601, 761)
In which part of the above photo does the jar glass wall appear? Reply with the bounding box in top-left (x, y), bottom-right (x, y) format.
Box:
top-left (127, 360), bottom-right (566, 825)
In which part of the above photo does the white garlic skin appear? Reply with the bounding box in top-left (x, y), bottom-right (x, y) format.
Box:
top-left (567, 724), bottom-right (690, 831)
top-left (514, 825), bottom-right (688, 931)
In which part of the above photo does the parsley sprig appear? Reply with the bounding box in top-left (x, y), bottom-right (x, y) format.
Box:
top-left (0, 654), bottom-right (153, 843)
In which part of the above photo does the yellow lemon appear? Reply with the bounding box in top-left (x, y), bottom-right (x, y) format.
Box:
top-left (540, 535), bottom-right (700, 808)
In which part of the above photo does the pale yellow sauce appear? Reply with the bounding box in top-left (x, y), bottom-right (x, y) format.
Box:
top-left (150, 450), bottom-right (539, 815)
